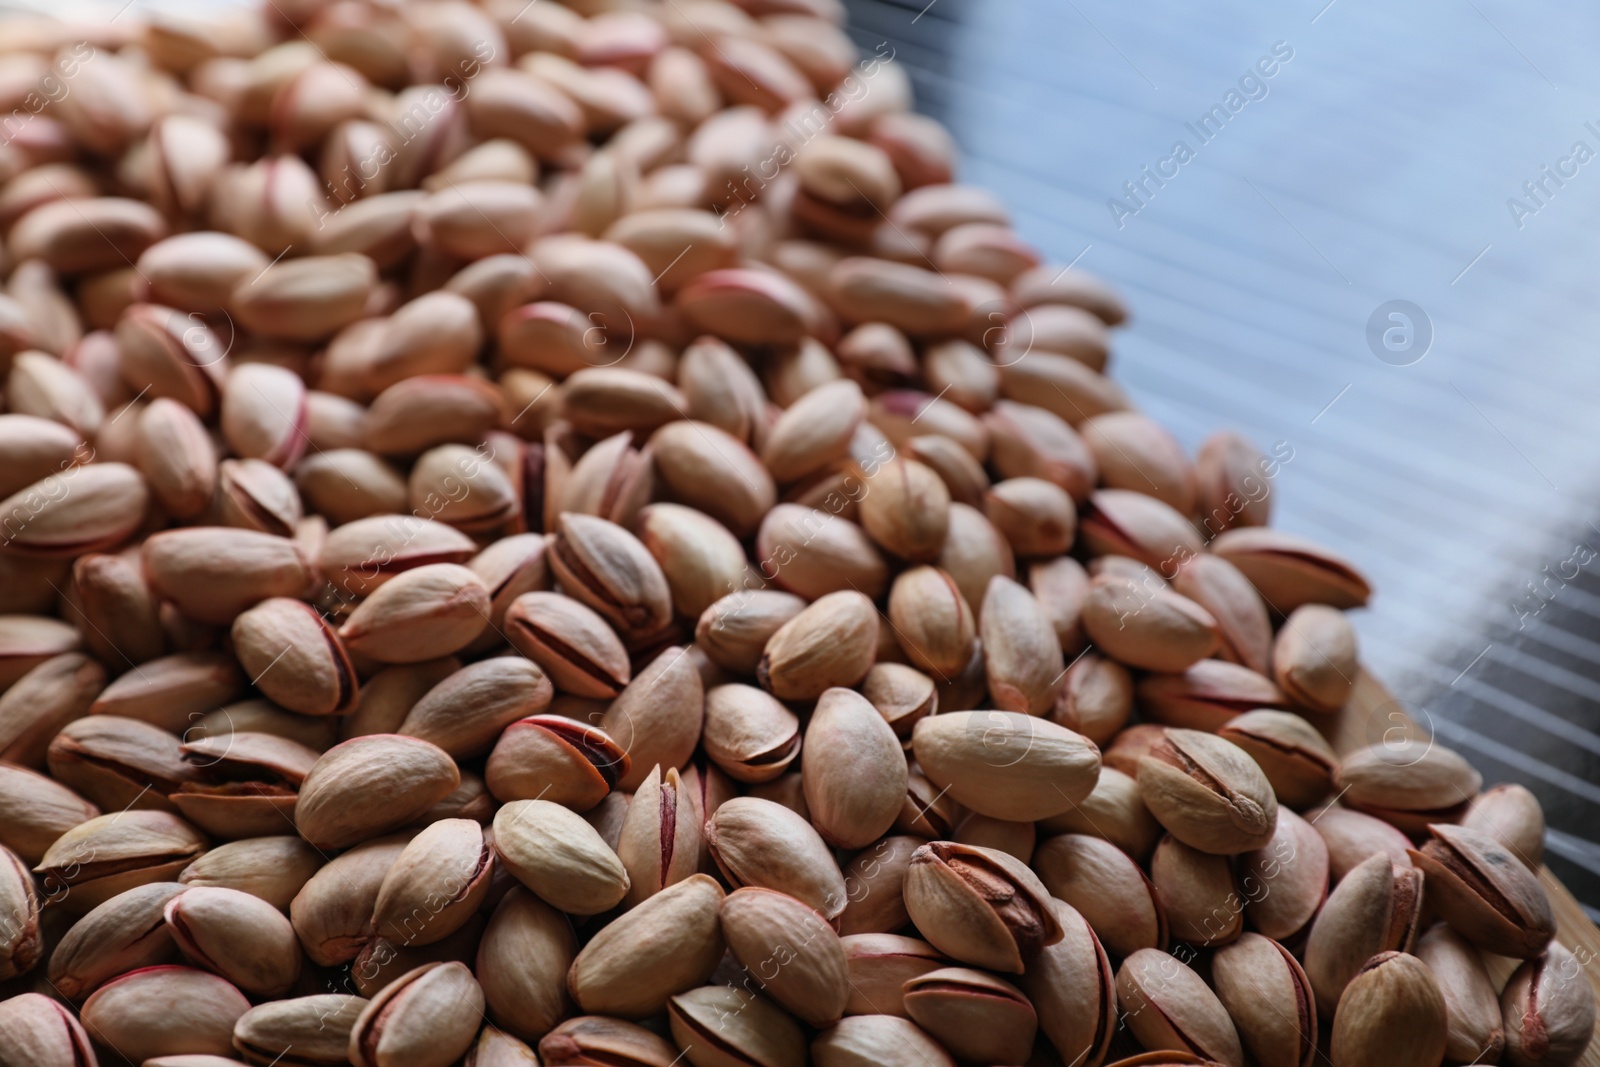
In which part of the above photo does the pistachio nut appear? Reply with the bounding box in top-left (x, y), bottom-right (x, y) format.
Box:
top-left (1050, 651), bottom-right (1133, 746)
top-left (0, 760), bottom-right (99, 863)
top-left (231, 598), bottom-right (359, 717)
top-left (178, 835), bottom-right (323, 911)
top-left (1463, 782), bottom-right (1546, 870)
top-left (1115, 947), bottom-right (1244, 1067)
top-left (1194, 431), bottom-right (1274, 532)
top-left (295, 735), bottom-right (460, 850)
top-left (67, 550), bottom-right (166, 668)
top-left (505, 591), bottom-right (632, 698)
top-left (338, 562), bottom-right (491, 663)
top-left (165, 884), bottom-right (302, 996)
top-left (1335, 739), bottom-right (1481, 833)
top-left (997, 350), bottom-right (1131, 428)
top-left (35, 809), bottom-right (209, 914)
top-left (1215, 710), bottom-right (1336, 810)
top-left (233, 994), bottom-right (368, 1067)
top-left (142, 528), bottom-right (313, 625)
top-left (595, 647), bottom-right (702, 791)
top-left (1238, 807), bottom-right (1329, 942)
top-left (136, 397), bottom-right (219, 520)
top-left (840, 933), bottom-right (943, 1018)
top-left (856, 456), bottom-right (951, 563)
top-left (1303, 853), bottom-right (1425, 1017)
top-left (550, 512), bottom-right (673, 640)
top-left (1150, 834), bottom-right (1241, 946)
top-left (477, 886), bottom-right (576, 1041)
top-left (977, 576), bottom-right (1063, 714)
top-left (762, 379), bottom-right (866, 484)
top-left (1137, 727), bottom-right (1279, 854)
top-left (1079, 489), bottom-right (1201, 573)
top-left (568, 873), bottom-right (725, 1017)
top-left (810, 1015), bottom-right (957, 1067)
top-left (667, 985), bottom-right (807, 1067)
top-left (1501, 940), bottom-right (1596, 1067)
top-left (485, 714), bottom-right (628, 811)
top-left (1410, 822), bottom-right (1555, 958)
top-left (170, 732), bottom-right (320, 840)
top-left (1210, 933), bottom-right (1316, 1067)
top-left (695, 589), bottom-right (806, 676)
top-left (615, 764), bottom-right (700, 908)
top-left (400, 656), bottom-right (553, 759)
top-left (705, 796), bottom-right (847, 919)
top-left (757, 590), bottom-right (878, 700)
top-left (230, 253), bottom-right (378, 342)
top-left (936, 502), bottom-right (1017, 623)
top-left (756, 503), bottom-right (890, 602)
top-left (1210, 526), bottom-right (1372, 612)
top-left (0, 992), bottom-right (97, 1067)
top-left (838, 835), bottom-right (924, 937)
top-left (1135, 658), bottom-right (1290, 731)
top-left (637, 503), bottom-right (748, 620)
top-left (1307, 803), bottom-right (1415, 883)
top-left (468, 534), bottom-right (552, 641)
top-left (903, 840), bottom-right (1061, 973)
top-left (80, 964), bottom-right (251, 1063)
top-left (1329, 952), bottom-right (1448, 1067)
top-left (539, 1015), bottom-right (679, 1067)
top-left (860, 662), bottom-right (937, 743)
top-left (1029, 554), bottom-right (1089, 655)
top-left (721, 886), bottom-right (849, 1027)
top-left (649, 419), bottom-right (777, 538)
top-left (218, 457), bottom-right (304, 535)
top-left (348, 961), bottom-right (486, 1067)
top-left (1037, 765), bottom-right (1163, 861)
top-left (912, 710), bottom-right (1100, 822)
top-left (0, 843), bottom-right (41, 979)
top-left (885, 565), bottom-right (974, 681)
top-left (1169, 554), bottom-right (1272, 675)
top-left (47, 881), bottom-right (185, 999)
top-left (1083, 572), bottom-right (1220, 673)
top-left (1033, 832), bottom-right (1166, 956)
top-left (1416, 923), bottom-right (1506, 1065)
top-left (317, 514), bottom-right (476, 598)
top-left (374, 818), bottom-right (495, 945)
top-left (494, 799), bottom-right (629, 916)
top-left (0, 461), bottom-right (148, 557)
top-left (45, 714), bottom-right (193, 816)
top-left (802, 687), bottom-right (906, 849)
top-left (1272, 603), bottom-right (1358, 713)
top-left (1018, 897), bottom-right (1117, 1067)
top-left (901, 967), bottom-right (1037, 1065)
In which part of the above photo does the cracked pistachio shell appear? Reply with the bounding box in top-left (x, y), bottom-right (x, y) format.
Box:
top-left (1137, 727), bottom-right (1278, 855)
top-left (1150, 835), bottom-right (1240, 946)
top-left (811, 1015), bottom-right (956, 1067)
top-left (1082, 572), bottom-right (1220, 673)
top-left (295, 735), bottom-right (459, 850)
top-left (1415, 924), bottom-right (1506, 1066)
top-left (1329, 952), bottom-right (1448, 1067)
top-left (602, 646), bottom-right (705, 791)
top-left (399, 656), bottom-right (554, 759)
top-left (1034, 833), bottom-right (1166, 957)
top-left (860, 662), bottom-right (937, 744)
top-left (169, 731), bottom-right (320, 840)
top-left (903, 841), bottom-right (1062, 974)
top-left (231, 597), bottom-right (359, 717)
top-left (539, 1015), bottom-right (677, 1066)
top-left (616, 764), bottom-right (701, 908)
top-left (1115, 948), bottom-right (1244, 1067)
top-left (1216, 710), bottom-right (1337, 810)
top-left (703, 682), bottom-right (801, 784)
top-left (1238, 807), bottom-right (1329, 942)
top-left (81, 965), bottom-right (250, 1064)
top-left (1210, 526), bottom-right (1372, 612)
top-left (568, 873), bottom-right (725, 1018)
top-left (706, 796), bottom-right (847, 919)
top-left (1135, 659), bottom-right (1290, 732)
top-left (1169, 554), bottom-right (1272, 675)
top-left (374, 818), bottom-right (495, 945)
top-left (1303, 853), bottom-right (1425, 1017)
top-left (911, 710), bottom-right (1100, 822)
top-left (886, 565), bottom-right (975, 681)
top-left (1211, 934), bottom-right (1316, 1067)
top-left (505, 591), bottom-right (631, 698)
top-left (348, 961), bottom-right (485, 1067)
top-left (164, 885), bottom-right (301, 997)
top-left (802, 687), bottom-right (906, 849)
top-left (337, 563), bottom-right (490, 664)
top-left (494, 799), bottom-right (629, 916)
top-left (233, 994), bottom-right (367, 1067)
top-left (48, 881), bottom-right (184, 1000)
top-left (1272, 603), bottom-right (1358, 713)
top-left (34, 809), bottom-right (208, 914)
top-left (477, 887), bottom-right (576, 1042)
top-left (668, 985), bottom-right (806, 1067)
top-left (0, 992), bottom-right (97, 1067)
top-left (0, 843), bottom-right (41, 980)
top-left (485, 714), bottom-right (629, 811)
top-left (0, 760), bottom-right (99, 864)
top-left (1021, 898), bottom-right (1116, 1067)
top-left (1078, 489), bottom-right (1201, 572)
top-left (1194, 430), bottom-right (1273, 531)
top-left (902, 966), bottom-right (1037, 1065)
top-left (979, 575), bottom-right (1064, 715)
top-left (47, 713), bottom-right (195, 817)
top-left (1501, 940), bottom-right (1596, 1067)
top-left (721, 886), bottom-right (849, 1027)
top-left (1410, 822), bottom-right (1555, 958)
top-left (757, 590), bottom-right (878, 701)
top-left (316, 514), bottom-right (476, 598)
top-left (841, 933), bottom-right (944, 1017)
top-left (549, 512), bottom-right (673, 639)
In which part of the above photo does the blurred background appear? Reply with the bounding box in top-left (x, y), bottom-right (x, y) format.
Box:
top-left (843, 0), bottom-right (1600, 911)
top-left (6, 0), bottom-right (1599, 910)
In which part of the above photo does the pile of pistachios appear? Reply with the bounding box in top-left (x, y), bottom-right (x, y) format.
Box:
top-left (0, 0), bottom-right (1592, 1064)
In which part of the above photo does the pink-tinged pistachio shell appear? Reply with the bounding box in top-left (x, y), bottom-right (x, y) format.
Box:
top-left (1079, 489), bottom-right (1202, 574)
top-left (1216, 710), bottom-right (1337, 810)
top-left (1211, 934), bottom-right (1317, 1067)
top-left (756, 503), bottom-right (889, 602)
top-left (1501, 940), bottom-right (1595, 1067)
top-left (1135, 659), bottom-right (1290, 732)
top-left (0, 991), bottom-right (97, 1065)
top-left (0, 461), bottom-right (148, 557)
top-left (34, 809), bottom-right (209, 914)
top-left (705, 797), bottom-right (846, 919)
top-left (649, 418), bottom-right (777, 538)
top-left (1083, 572), bottom-right (1220, 673)
top-left (567, 873), bottom-right (726, 1018)
top-left (373, 818), bottom-right (495, 946)
top-left (11, 197), bottom-right (167, 274)
top-left (348, 961), bottom-right (485, 1067)
top-left (677, 268), bottom-right (827, 345)
top-left (505, 591), bottom-right (632, 698)
top-left (1463, 783), bottom-right (1546, 870)
top-left (318, 514), bottom-right (477, 598)
top-left (1115, 948), bottom-right (1244, 1067)
top-left (231, 598), bottom-right (359, 717)
top-left (912, 710), bottom-right (1100, 822)
top-left (1416, 924), bottom-right (1506, 1065)
top-left (1239, 807), bottom-right (1329, 940)
top-left (1035, 832), bottom-right (1165, 956)
top-left (721, 886), bottom-right (849, 1027)
top-left (87, 651), bottom-right (244, 734)
top-left (1303, 853), bottom-right (1425, 1017)
top-left (1150, 835), bottom-right (1241, 946)
top-left (400, 656), bottom-right (553, 759)
top-left (979, 574), bottom-right (1064, 715)
top-left (485, 714), bottom-right (629, 811)
top-left (984, 399), bottom-right (1098, 500)
top-left (1335, 739), bottom-right (1481, 832)
top-left (903, 841), bottom-right (1062, 974)
top-left (802, 687), bottom-right (907, 849)
top-left (1329, 952), bottom-right (1448, 1067)
top-left (164, 885), bottom-right (301, 997)
top-left (1170, 554), bottom-right (1272, 675)
top-left (841, 932), bottom-right (943, 1017)
top-left (143, 528), bottom-right (313, 625)
top-left (1272, 603), bottom-right (1358, 713)
top-left (169, 731), bottom-right (319, 840)
top-left (1210, 526), bottom-right (1372, 612)
top-left (80, 965), bottom-right (249, 1063)
top-left (338, 563), bottom-right (491, 663)
top-left (810, 1015), bottom-right (956, 1067)
top-left (1409, 822), bottom-right (1555, 959)
top-left (295, 735), bottom-right (460, 850)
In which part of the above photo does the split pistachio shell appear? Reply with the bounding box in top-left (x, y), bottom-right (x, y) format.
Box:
top-left (601, 647), bottom-right (704, 791)
top-left (505, 591), bottom-right (632, 698)
top-left (902, 967), bottom-right (1037, 1065)
top-left (34, 809), bottom-right (209, 914)
top-left (164, 885), bottom-right (302, 996)
top-left (903, 840), bottom-right (1061, 974)
top-left (615, 764), bottom-right (700, 908)
top-left (1116, 948), bottom-right (1244, 1067)
top-left (1216, 710), bottom-right (1337, 809)
top-left (1211, 934), bottom-right (1316, 1067)
top-left (1409, 822), bottom-right (1555, 958)
top-left (373, 818), bottom-right (495, 945)
top-left (1210, 526), bottom-right (1371, 612)
top-left (539, 1015), bottom-right (679, 1066)
top-left (178, 835), bottom-right (322, 911)
top-left (1303, 854), bottom-right (1425, 1017)
top-left (1238, 807), bottom-right (1328, 941)
top-left (399, 656), bottom-right (554, 759)
top-left (758, 590), bottom-right (878, 700)
top-left (337, 563), bottom-right (491, 663)
top-left (912, 710), bottom-right (1100, 822)
top-left (1137, 727), bottom-right (1278, 855)
top-left (1051, 650), bottom-right (1133, 746)
top-left (1307, 803), bottom-right (1415, 882)
top-left (485, 714), bottom-right (629, 811)
top-left (1170, 554), bottom-right (1272, 675)
top-left (348, 961), bottom-right (485, 1067)
top-left (668, 985), bottom-right (807, 1067)
top-left (1501, 940), bottom-right (1596, 1067)
top-left (1033, 832), bottom-right (1166, 957)
top-left (0, 992), bottom-right (97, 1067)
top-left (231, 598), bottom-right (359, 716)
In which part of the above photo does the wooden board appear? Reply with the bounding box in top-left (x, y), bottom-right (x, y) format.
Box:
top-left (1344, 668), bottom-right (1600, 1064)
